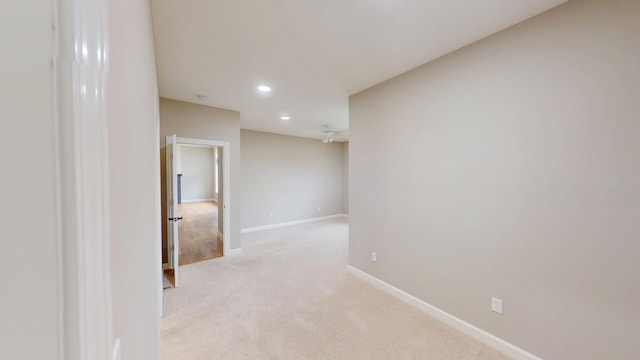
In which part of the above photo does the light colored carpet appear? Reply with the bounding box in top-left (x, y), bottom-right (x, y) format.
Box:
top-left (161, 218), bottom-right (510, 360)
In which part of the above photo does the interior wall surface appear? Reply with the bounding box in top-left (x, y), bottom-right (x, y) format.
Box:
top-left (349, 1), bottom-right (640, 358)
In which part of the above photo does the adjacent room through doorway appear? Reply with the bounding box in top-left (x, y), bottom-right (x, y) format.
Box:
top-left (177, 144), bottom-right (223, 265)
top-left (177, 201), bottom-right (221, 265)
top-left (164, 136), bottom-right (230, 290)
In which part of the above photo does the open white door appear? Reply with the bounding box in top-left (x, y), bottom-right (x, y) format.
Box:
top-left (166, 135), bottom-right (181, 287)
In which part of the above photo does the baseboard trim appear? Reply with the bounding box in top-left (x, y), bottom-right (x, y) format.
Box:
top-left (346, 265), bottom-right (542, 360)
top-left (227, 248), bottom-right (242, 256)
top-left (181, 198), bottom-right (216, 203)
top-left (241, 214), bottom-right (348, 234)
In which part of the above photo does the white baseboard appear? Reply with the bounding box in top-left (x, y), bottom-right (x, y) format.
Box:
top-left (181, 198), bottom-right (216, 203)
top-left (227, 248), bottom-right (242, 256)
top-left (346, 266), bottom-right (542, 360)
top-left (241, 214), bottom-right (348, 234)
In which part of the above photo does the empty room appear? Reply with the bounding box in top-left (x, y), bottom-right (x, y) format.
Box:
top-left (4, 1), bottom-right (638, 360)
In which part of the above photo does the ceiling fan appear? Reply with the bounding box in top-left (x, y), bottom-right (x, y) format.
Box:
top-left (320, 124), bottom-right (347, 143)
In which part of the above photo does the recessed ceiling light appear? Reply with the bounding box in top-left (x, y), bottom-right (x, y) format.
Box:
top-left (257, 85), bottom-right (271, 92)
top-left (280, 115), bottom-right (290, 120)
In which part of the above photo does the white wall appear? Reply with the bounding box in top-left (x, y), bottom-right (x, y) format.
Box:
top-left (108, 0), bottom-right (161, 358)
top-left (241, 130), bottom-right (344, 229)
top-left (0, 1), bottom-right (61, 358)
top-left (180, 146), bottom-right (215, 202)
top-left (349, 0), bottom-right (640, 359)
top-left (160, 98), bottom-right (242, 249)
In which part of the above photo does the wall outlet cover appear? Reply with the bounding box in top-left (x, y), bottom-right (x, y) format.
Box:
top-left (491, 297), bottom-right (503, 314)
top-left (113, 338), bottom-right (121, 360)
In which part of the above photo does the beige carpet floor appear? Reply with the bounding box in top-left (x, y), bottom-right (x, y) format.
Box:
top-left (161, 218), bottom-right (510, 360)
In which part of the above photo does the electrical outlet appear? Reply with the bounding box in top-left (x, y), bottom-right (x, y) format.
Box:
top-left (371, 252), bottom-right (377, 262)
top-left (491, 297), bottom-right (503, 314)
top-left (317, 206), bottom-right (321, 212)
top-left (269, 211), bottom-right (274, 217)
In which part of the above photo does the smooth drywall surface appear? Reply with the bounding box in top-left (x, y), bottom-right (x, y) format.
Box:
top-left (240, 130), bottom-right (344, 228)
top-left (349, 1), bottom-right (640, 359)
top-left (108, 0), bottom-right (161, 358)
top-left (342, 142), bottom-right (349, 214)
top-left (180, 146), bottom-right (215, 202)
top-left (160, 98), bottom-right (241, 249)
top-left (0, 1), bottom-right (61, 358)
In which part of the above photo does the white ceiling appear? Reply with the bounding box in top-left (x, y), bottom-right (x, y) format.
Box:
top-left (151, 0), bottom-right (566, 141)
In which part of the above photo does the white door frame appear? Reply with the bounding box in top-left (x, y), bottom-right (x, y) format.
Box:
top-left (174, 137), bottom-right (232, 257)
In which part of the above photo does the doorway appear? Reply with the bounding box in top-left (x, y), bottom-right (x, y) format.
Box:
top-left (163, 136), bottom-right (231, 288)
top-left (177, 144), bottom-right (222, 265)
